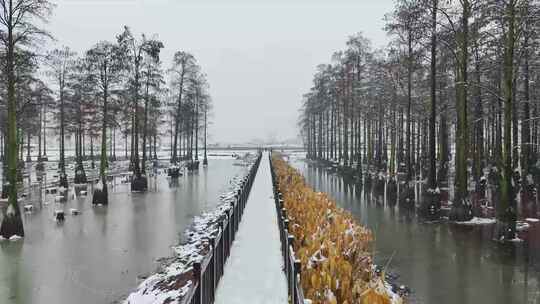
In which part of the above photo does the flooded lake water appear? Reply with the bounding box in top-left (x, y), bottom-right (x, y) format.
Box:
top-left (291, 156), bottom-right (540, 304)
top-left (0, 158), bottom-right (244, 304)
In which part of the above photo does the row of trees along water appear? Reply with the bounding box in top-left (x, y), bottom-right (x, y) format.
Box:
top-left (299, 0), bottom-right (540, 240)
top-left (0, 1), bottom-right (212, 238)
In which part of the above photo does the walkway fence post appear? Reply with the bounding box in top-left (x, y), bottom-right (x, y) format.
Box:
top-left (192, 262), bottom-right (202, 304)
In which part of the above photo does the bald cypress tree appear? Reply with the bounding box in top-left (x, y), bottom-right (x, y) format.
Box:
top-left (0, 0), bottom-right (54, 238)
top-left (87, 41), bottom-right (124, 205)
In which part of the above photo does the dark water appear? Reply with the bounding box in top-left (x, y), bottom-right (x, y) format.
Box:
top-left (0, 159), bottom-right (243, 304)
top-left (292, 158), bottom-right (540, 304)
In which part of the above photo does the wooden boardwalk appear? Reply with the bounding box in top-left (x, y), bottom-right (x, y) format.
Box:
top-left (214, 152), bottom-right (287, 304)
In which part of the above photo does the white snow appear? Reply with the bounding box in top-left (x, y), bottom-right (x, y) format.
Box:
top-left (516, 222), bottom-right (530, 232)
top-left (526, 218), bottom-right (539, 223)
top-left (125, 276), bottom-right (193, 304)
top-left (508, 237), bottom-right (524, 243)
top-left (426, 187), bottom-right (440, 194)
top-left (454, 217), bottom-right (496, 225)
top-left (9, 235), bottom-right (22, 241)
top-left (385, 281), bottom-right (402, 304)
top-left (214, 152), bottom-right (287, 304)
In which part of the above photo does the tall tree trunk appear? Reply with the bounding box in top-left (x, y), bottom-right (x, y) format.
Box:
top-left (203, 106), bottom-right (208, 165)
top-left (43, 103), bottom-right (47, 158)
top-left (521, 30), bottom-right (531, 175)
top-left (59, 85), bottom-right (68, 189)
top-left (172, 71), bottom-right (185, 163)
top-left (90, 135), bottom-right (95, 169)
top-left (451, 0), bottom-right (471, 221)
top-left (499, 0), bottom-right (517, 239)
top-left (133, 64), bottom-right (141, 177)
top-left (473, 42), bottom-right (484, 182)
top-left (1, 20), bottom-right (24, 238)
top-left (406, 33), bottom-right (413, 182)
top-left (427, 0), bottom-right (438, 191)
top-left (512, 77), bottom-right (519, 168)
top-left (26, 133), bottom-right (31, 162)
top-left (142, 81), bottom-right (149, 175)
top-left (38, 100), bottom-right (42, 160)
top-left (195, 95), bottom-right (199, 161)
top-left (99, 85), bottom-right (109, 203)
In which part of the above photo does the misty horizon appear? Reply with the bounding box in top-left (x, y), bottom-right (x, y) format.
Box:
top-left (45, 0), bottom-right (393, 143)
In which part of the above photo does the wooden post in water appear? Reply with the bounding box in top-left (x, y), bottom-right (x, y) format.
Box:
top-left (294, 260), bottom-right (301, 304)
top-left (193, 261), bottom-right (202, 304)
top-left (287, 235), bottom-right (295, 297)
top-left (210, 237), bottom-right (216, 302)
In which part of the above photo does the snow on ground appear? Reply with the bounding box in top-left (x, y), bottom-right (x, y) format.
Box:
top-left (0, 235), bottom-right (22, 242)
top-left (453, 217), bottom-right (497, 225)
top-left (526, 218), bottom-right (540, 223)
top-left (516, 221), bottom-right (531, 232)
top-left (214, 152), bottom-right (287, 304)
top-left (124, 156), bottom-right (258, 304)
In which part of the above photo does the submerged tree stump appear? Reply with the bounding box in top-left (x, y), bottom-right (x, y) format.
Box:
top-left (131, 176), bottom-right (148, 192)
top-left (187, 160), bottom-right (200, 171)
top-left (74, 163), bottom-right (88, 184)
top-left (496, 207), bottom-right (517, 241)
top-left (59, 172), bottom-right (69, 189)
top-left (1, 184), bottom-right (10, 199)
top-left (54, 210), bottom-right (65, 222)
top-left (35, 161), bottom-right (45, 171)
top-left (420, 190), bottom-right (441, 221)
top-left (0, 210), bottom-right (24, 238)
top-left (387, 178), bottom-right (397, 200)
top-left (449, 200), bottom-right (473, 222)
top-left (168, 166), bottom-right (181, 178)
top-left (375, 173), bottom-right (385, 194)
top-left (398, 182), bottom-right (415, 207)
top-left (92, 188), bottom-right (108, 205)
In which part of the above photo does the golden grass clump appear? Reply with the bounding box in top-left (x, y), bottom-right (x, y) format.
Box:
top-left (272, 155), bottom-right (400, 304)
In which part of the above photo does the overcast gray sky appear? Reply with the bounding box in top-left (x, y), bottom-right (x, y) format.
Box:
top-left (48, 0), bottom-right (394, 144)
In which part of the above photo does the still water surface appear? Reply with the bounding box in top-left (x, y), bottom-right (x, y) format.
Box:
top-left (0, 159), bottom-right (243, 304)
top-left (292, 157), bottom-right (540, 304)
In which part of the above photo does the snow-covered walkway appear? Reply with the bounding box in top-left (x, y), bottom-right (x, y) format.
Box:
top-left (214, 152), bottom-right (288, 304)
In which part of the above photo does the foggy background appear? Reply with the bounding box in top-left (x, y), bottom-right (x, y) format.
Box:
top-left (47, 0), bottom-right (393, 145)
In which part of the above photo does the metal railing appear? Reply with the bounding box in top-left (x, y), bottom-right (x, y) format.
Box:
top-left (269, 154), bottom-right (306, 304)
top-left (181, 152), bottom-right (262, 304)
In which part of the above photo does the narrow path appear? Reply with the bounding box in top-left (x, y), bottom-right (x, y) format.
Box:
top-left (214, 152), bottom-right (287, 304)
